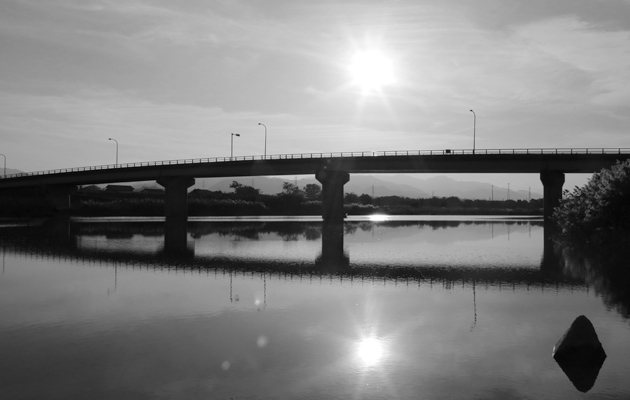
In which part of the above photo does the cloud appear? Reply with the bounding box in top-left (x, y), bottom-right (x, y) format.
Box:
top-left (0, 86), bottom-right (387, 171)
top-left (513, 15), bottom-right (630, 107)
top-left (0, 87), bottom-right (276, 169)
top-left (1, 0), bottom-right (630, 172)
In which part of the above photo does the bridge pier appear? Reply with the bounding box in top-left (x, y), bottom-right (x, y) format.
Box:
top-left (157, 177), bottom-right (195, 254)
top-left (45, 185), bottom-right (77, 210)
top-left (316, 169), bottom-right (349, 223)
top-left (540, 171), bottom-right (565, 223)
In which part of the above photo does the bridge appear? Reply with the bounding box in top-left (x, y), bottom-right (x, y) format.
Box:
top-left (1, 147), bottom-right (629, 227)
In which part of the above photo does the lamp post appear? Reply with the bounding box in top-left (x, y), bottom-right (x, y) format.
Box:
top-left (108, 138), bottom-right (119, 167)
top-left (231, 133), bottom-right (240, 160)
top-left (258, 122), bottom-right (267, 158)
top-left (469, 109), bottom-right (476, 154)
top-left (0, 153), bottom-right (5, 178)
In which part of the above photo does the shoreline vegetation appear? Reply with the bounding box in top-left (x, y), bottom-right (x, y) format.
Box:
top-left (553, 159), bottom-right (630, 241)
top-left (552, 159), bottom-right (630, 319)
top-left (0, 181), bottom-right (543, 218)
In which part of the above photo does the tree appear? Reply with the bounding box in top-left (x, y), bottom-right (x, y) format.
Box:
top-left (358, 194), bottom-right (372, 205)
top-left (554, 159), bottom-right (630, 236)
top-left (281, 182), bottom-right (302, 196)
top-left (344, 192), bottom-right (359, 204)
top-left (229, 181), bottom-right (260, 200)
top-left (303, 184), bottom-right (322, 200)
top-left (279, 182), bottom-right (305, 203)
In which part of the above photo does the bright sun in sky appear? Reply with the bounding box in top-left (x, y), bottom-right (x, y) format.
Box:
top-left (348, 50), bottom-right (396, 93)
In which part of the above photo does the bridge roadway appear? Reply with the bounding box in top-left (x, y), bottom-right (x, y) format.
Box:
top-left (1, 147), bottom-right (629, 228)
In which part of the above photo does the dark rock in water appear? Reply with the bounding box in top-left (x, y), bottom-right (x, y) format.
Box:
top-left (553, 315), bottom-right (607, 393)
top-left (553, 315), bottom-right (606, 358)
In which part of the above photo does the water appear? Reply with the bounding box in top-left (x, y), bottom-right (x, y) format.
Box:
top-left (1, 216), bottom-right (629, 399)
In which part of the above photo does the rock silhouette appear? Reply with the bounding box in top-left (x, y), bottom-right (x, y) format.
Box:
top-left (553, 315), bottom-right (607, 393)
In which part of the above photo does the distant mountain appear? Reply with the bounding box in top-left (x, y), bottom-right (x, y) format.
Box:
top-left (381, 175), bottom-right (540, 200)
top-left (195, 175), bottom-right (541, 200)
top-left (2, 168), bottom-right (25, 176)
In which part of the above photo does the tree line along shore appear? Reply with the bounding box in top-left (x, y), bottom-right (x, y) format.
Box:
top-left (0, 180), bottom-right (543, 218)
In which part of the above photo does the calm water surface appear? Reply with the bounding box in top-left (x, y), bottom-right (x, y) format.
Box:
top-left (1, 216), bottom-right (629, 399)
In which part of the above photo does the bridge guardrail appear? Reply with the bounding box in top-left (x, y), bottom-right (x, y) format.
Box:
top-left (2, 148), bottom-right (630, 180)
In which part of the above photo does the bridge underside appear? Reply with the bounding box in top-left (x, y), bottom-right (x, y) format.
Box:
top-left (7, 151), bottom-right (624, 235)
top-left (38, 167), bottom-right (566, 231)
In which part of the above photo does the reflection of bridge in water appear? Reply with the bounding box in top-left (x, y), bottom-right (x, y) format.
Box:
top-left (0, 217), bottom-right (581, 289)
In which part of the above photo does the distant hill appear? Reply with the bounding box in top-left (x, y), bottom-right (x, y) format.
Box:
top-left (2, 168), bottom-right (25, 176)
top-left (382, 175), bottom-right (539, 200)
top-left (194, 175), bottom-right (542, 200)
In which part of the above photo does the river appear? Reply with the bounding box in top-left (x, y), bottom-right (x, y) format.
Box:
top-left (1, 216), bottom-right (628, 399)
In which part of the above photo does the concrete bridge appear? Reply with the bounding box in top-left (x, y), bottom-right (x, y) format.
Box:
top-left (2, 148), bottom-right (629, 225)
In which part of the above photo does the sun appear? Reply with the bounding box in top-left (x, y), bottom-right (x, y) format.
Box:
top-left (348, 50), bottom-right (395, 93)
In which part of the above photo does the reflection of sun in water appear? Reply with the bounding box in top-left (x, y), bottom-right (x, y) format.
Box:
top-left (348, 50), bottom-right (395, 94)
top-left (357, 337), bottom-right (385, 366)
top-left (368, 214), bottom-right (389, 222)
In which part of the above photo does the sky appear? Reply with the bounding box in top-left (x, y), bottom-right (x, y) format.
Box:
top-left (2, 0), bottom-right (630, 191)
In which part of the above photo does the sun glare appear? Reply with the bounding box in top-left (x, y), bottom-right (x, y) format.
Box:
top-left (357, 337), bottom-right (385, 367)
top-left (348, 50), bottom-right (395, 93)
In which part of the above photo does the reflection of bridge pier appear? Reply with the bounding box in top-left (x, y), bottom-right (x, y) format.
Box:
top-left (160, 216), bottom-right (195, 257)
top-left (4, 219), bottom-right (593, 290)
top-left (540, 229), bottom-right (563, 277)
top-left (316, 222), bottom-right (349, 271)
top-left (41, 216), bottom-right (78, 249)
top-left (157, 177), bottom-right (195, 256)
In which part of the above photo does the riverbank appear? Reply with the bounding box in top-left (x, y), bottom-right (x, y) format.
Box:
top-left (0, 191), bottom-right (543, 217)
top-left (70, 197), bottom-right (542, 217)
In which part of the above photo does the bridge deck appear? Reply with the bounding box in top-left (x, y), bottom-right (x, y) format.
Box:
top-left (2, 148), bottom-right (630, 188)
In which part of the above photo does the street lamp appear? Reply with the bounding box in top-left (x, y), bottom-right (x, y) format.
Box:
top-left (0, 153), bottom-right (5, 178)
top-left (258, 122), bottom-right (267, 158)
top-left (231, 133), bottom-right (240, 160)
top-left (469, 109), bottom-right (476, 154)
top-left (108, 138), bottom-right (119, 166)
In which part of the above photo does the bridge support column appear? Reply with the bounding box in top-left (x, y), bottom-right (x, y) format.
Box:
top-left (540, 171), bottom-right (565, 223)
top-left (45, 185), bottom-right (77, 210)
top-left (157, 177), bottom-right (195, 254)
top-left (316, 170), bottom-right (349, 223)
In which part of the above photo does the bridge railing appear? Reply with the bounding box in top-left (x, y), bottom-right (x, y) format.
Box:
top-left (376, 148), bottom-right (630, 156)
top-left (3, 148), bottom-right (630, 180)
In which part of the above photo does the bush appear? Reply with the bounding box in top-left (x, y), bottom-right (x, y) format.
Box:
top-left (74, 198), bottom-right (163, 216)
top-left (344, 203), bottom-right (379, 215)
top-left (188, 198), bottom-right (268, 216)
top-left (554, 159), bottom-right (630, 237)
top-left (0, 196), bottom-right (57, 217)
